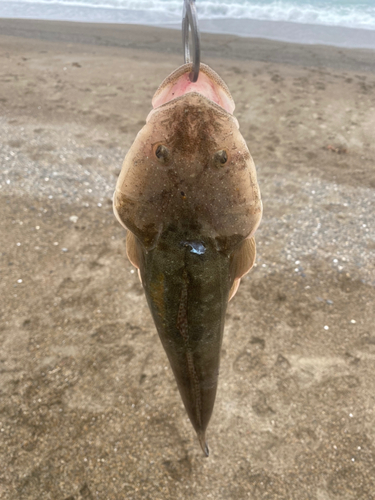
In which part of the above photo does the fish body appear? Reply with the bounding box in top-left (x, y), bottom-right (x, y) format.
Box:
top-left (114, 64), bottom-right (262, 454)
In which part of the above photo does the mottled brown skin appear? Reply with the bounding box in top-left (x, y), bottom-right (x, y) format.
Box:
top-left (114, 72), bottom-right (262, 455)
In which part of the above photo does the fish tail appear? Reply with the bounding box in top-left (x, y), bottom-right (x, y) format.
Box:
top-left (197, 431), bottom-right (209, 457)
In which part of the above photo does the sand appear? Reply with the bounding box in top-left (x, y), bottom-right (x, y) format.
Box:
top-left (1, 18), bottom-right (375, 500)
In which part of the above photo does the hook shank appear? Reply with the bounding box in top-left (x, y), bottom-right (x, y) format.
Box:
top-left (182, 0), bottom-right (201, 82)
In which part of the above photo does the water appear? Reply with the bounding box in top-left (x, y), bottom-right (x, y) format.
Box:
top-left (1, 0), bottom-right (375, 47)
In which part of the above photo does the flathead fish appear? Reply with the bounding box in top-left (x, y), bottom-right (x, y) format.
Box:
top-left (114, 63), bottom-right (262, 456)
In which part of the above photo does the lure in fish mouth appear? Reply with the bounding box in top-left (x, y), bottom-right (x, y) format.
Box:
top-left (114, 63), bottom-right (262, 456)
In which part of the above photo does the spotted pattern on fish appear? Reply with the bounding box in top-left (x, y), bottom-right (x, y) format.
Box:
top-left (176, 270), bottom-right (189, 342)
top-left (176, 269), bottom-right (203, 428)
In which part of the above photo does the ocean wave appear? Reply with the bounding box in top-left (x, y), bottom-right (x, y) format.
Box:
top-left (3, 0), bottom-right (375, 30)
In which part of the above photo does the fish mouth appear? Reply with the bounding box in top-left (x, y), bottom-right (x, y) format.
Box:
top-left (152, 63), bottom-right (235, 114)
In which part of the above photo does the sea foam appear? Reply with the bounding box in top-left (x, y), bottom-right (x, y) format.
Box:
top-left (2, 0), bottom-right (375, 30)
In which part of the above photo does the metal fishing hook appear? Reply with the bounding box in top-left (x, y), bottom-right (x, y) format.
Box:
top-left (182, 0), bottom-right (201, 82)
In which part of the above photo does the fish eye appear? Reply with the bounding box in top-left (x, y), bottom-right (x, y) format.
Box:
top-left (155, 144), bottom-right (170, 163)
top-left (214, 149), bottom-right (228, 167)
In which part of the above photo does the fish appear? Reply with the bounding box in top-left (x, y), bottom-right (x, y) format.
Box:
top-left (113, 63), bottom-right (262, 456)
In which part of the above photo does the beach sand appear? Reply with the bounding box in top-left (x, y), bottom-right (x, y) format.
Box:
top-left (1, 18), bottom-right (375, 500)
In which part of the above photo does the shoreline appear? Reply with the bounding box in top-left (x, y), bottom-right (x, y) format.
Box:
top-left (1, 18), bottom-right (375, 75)
top-left (1, 1), bottom-right (375, 50)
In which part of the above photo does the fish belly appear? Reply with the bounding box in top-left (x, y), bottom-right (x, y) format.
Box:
top-left (140, 230), bottom-right (231, 446)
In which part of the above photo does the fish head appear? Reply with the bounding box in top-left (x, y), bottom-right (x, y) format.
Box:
top-left (114, 63), bottom-right (262, 253)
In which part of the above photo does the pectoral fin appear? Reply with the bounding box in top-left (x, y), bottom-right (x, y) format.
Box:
top-left (228, 237), bottom-right (256, 301)
top-left (126, 230), bottom-right (144, 284)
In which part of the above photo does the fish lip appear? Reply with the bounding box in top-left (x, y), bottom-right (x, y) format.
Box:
top-left (152, 62), bottom-right (235, 114)
top-left (151, 91), bottom-right (232, 115)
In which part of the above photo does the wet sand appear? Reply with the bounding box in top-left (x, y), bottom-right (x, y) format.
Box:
top-left (1, 19), bottom-right (375, 500)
